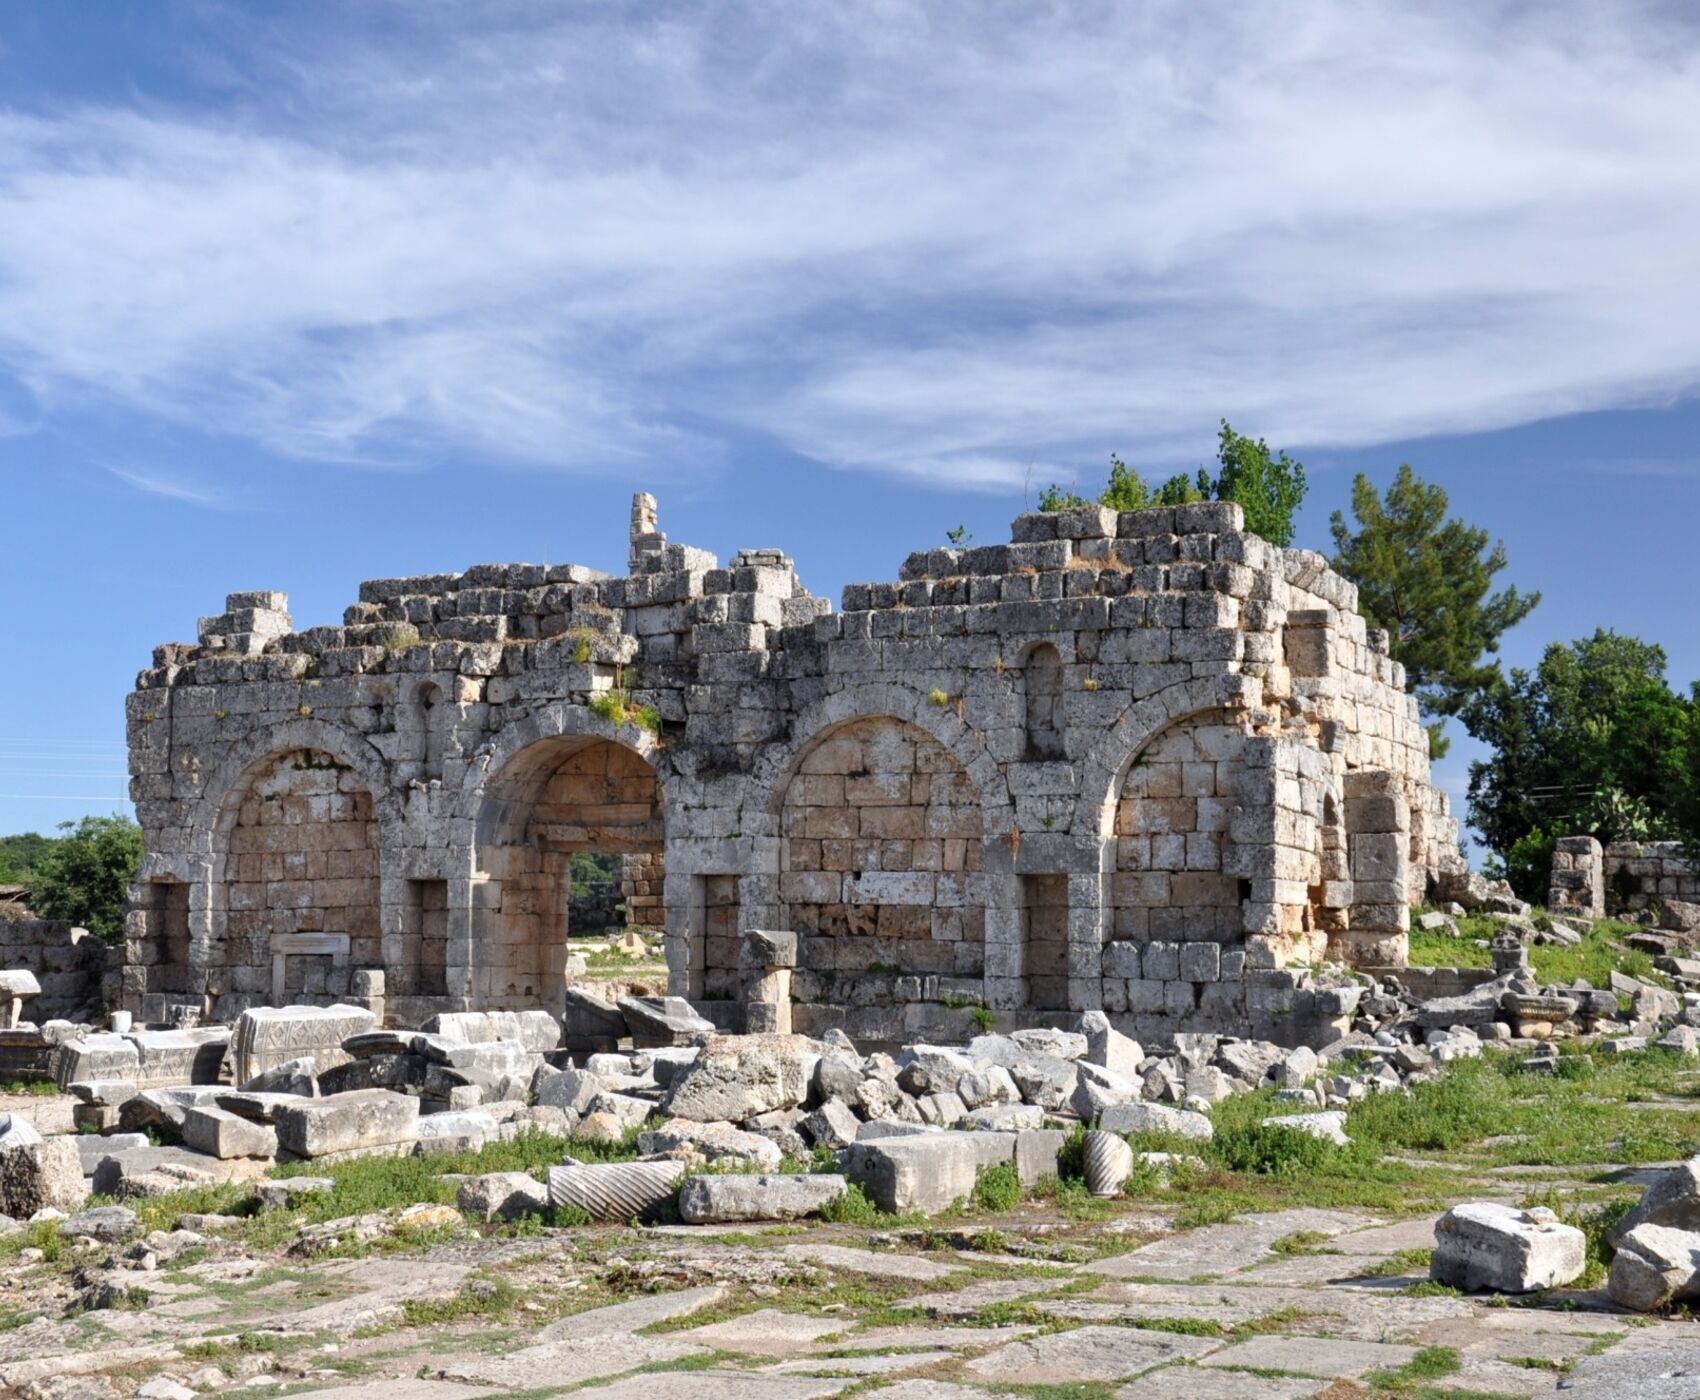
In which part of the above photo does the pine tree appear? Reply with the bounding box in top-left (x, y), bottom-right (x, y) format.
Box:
top-left (1330, 465), bottom-right (1538, 754)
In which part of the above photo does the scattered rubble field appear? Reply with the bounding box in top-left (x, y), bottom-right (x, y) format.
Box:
top-left (8, 1031), bottom-right (1700, 1399)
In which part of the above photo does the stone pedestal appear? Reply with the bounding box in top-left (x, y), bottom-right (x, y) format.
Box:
top-left (740, 929), bottom-right (797, 1035)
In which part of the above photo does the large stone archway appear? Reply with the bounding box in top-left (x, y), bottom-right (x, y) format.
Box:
top-left (471, 735), bottom-right (663, 1009)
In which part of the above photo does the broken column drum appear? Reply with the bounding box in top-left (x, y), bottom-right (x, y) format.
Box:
top-left (123, 493), bottom-right (1464, 1045)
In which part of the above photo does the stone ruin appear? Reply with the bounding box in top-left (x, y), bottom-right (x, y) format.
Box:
top-left (117, 492), bottom-right (1467, 1047)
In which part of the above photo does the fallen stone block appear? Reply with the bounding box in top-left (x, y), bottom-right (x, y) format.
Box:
top-left (1097, 1102), bottom-right (1214, 1142)
top-left (547, 1159), bottom-right (683, 1220)
top-left (1013, 1127), bottom-right (1067, 1187)
top-left (457, 1170), bottom-right (549, 1221)
top-left (74, 1131), bottom-right (149, 1173)
top-left (415, 1109), bottom-right (499, 1155)
top-left (962, 1103), bottom-right (1043, 1133)
top-left (422, 1009), bottom-right (562, 1054)
top-left (678, 1172), bottom-right (847, 1224)
top-left (846, 1132), bottom-right (980, 1214)
top-left (1072, 1061), bottom-right (1143, 1120)
top-left (617, 995), bottom-right (715, 1049)
top-left (1608, 1223), bottom-right (1700, 1311)
top-left (131, 1029), bottom-right (230, 1087)
top-left (1079, 1011), bottom-right (1143, 1077)
top-left (181, 1105), bottom-right (278, 1160)
top-left (800, 1097), bottom-right (860, 1150)
top-left (1610, 1156), bottom-right (1700, 1245)
top-left (534, 1066), bottom-right (601, 1116)
top-left (255, 1176), bottom-right (334, 1210)
top-left (662, 1033), bottom-right (821, 1122)
top-left (273, 1089), bottom-right (419, 1160)
top-left (241, 1056), bottom-right (318, 1096)
top-left (0, 1132), bottom-right (89, 1216)
top-left (564, 987), bottom-right (629, 1052)
top-left (1431, 1203), bottom-right (1585, 1293)
top-left (638, 1118), bottom-right (782, 1169)
top-left (1262, 1110), bottom-right (1350, 1146)
top-left (55, 1033), bottom-right (139, 1089)
top-left (230, 1004), bottom-right (376, 1085)
top-left (58, 1205), bottom-right (139, 1242)
top-left (67, 1079), bottom-right (139, 1107)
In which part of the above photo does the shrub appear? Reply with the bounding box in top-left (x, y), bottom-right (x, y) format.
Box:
top-left (972, 1163), bottom-right (1022, 1213)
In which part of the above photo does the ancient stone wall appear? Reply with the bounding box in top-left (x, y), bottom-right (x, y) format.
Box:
top-left (0, 918), bottom-right (111, 1022)
top-left (1549, 837), bottom-right (1697, 920)
top-left (124, 493), bottom-right (1464, 1044)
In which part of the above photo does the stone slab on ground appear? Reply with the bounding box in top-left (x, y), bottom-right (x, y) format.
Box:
top-left (566, 1373), bottom-right (854, 1400)
top-left (963, 1324), bottom-right (1220, 1382)
top-left (671, 1308), bottom-right (849, 1356)
top-left (775, 1242), bottom-right (959, 1282)
top-left (535, 1284), bottom-right (730, 1342)
top-left (440, 1333), bottom-right (706, 1388)
top-left (274, 1089), bottom-right (419, 1158)
top-left (293, 1383), bottom-right (493, 1399)
top-left (1083, 1209), bottom-right (1370, 1280)
top-left (1113, 1370), bottom-right (1324, 1400)
top-left (1199, 1335), bottom-right (1419, 1379)
top-left (766, 1351), bottom-right (956, 1377)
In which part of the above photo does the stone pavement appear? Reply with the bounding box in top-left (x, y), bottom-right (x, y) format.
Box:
top-left (1, 1189), bottom-right (1679, 1400)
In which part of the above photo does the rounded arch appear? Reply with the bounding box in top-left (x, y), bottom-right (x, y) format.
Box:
top-left (189, 717), bottom-right (398, 858)
top-left (453, 700), bottom-right (665, 829)
top-left (464, 711), bottom-right (667, 1009)
top-left (1071, 674), bottom-right (1261, 842)
top-left (746, 681), bottom-right (1010, 840)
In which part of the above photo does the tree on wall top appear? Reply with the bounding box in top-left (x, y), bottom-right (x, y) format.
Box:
top-left (1038, 420), bottom-right (1308, 547)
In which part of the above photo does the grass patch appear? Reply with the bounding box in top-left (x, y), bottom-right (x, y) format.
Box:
top-left (1362, 1247), bottom-right (1432, 1278)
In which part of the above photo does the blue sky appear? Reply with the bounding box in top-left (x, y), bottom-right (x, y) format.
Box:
top-left (1, 1), bottom-right (1697, 856)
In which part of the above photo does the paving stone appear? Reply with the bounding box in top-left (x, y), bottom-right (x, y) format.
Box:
top-left (671, 1308), bottom-right (848, 1356)
top-left (962, 1324), bottom-right (1220, 1382)
top-left (776, 1243), bottom-right (959, 1281)
top-left (833, 1325), bottom-right (1038, 1352)
top-left (1083, 1210), bottom-right (1370, 1280)
top-left (869, 1384), bottom-right (998, 1400)
top-left (572, 1374), bottom-right (855, 1400)
top-left (293, 1383), bottom-right (493, 1399)
top-left (907, 1278), bottom-right (1057, 1317)
top-left (767, 1351), bottom-right (956, 1376)
top-left (1198, 1335), bottom-right (1418, 1379)
top-left (1113, 1368), bottom-right (1323, 1399)
top-left (534, 1284), bottom-right (730, 1342)
top-left (441, 1333), bottom-right (707, 1388)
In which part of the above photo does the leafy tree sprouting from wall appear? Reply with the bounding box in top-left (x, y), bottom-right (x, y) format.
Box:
top-left (24, 814), bottom-right (142, 943)
top-left (1462, 630), bottom-right (1696, 901)
top-left (1039, 421), bottom-right (1308, 547)
top-left (1329, 465), bottom-right (1539, 758)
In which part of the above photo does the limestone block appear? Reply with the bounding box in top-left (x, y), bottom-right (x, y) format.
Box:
top-left (846, 1133), bottom-right (980, 1214)
top-left (801, 1098), bottom-right (860, 1150)
top-left (1608, 1223), bottom-right (1700, 1311)
top-left (678, 1172), bottom-right (847, 1224)
top-left (0, 1132), bottom-right (88, 1216)
top-left (273, 1089), bottom-right (419, 1159)
top-left (1430, 1203), bottom-right (1585, 1293)
top-left (421, 1009), bottom-right (561, 1054)
top-left (1013, 1127), bottom-right (1067, 1187)
top-left (55, 1033), bottom-right (140, 1089)
top-left (241, 1057), bottom-right (318, 1097)
top-left (1080, 1011), bottom-right (1143, 1077)
top-left (1609, 1156), bottom-right (1700, 1245)
top-left (617, 995), bottom-right (715, 1048)
top-left (231, 1005), bottom-right (376, 1084)
top-left (564, 987), bottom-right (629, 1052)
top-left (662, 1033), bottom-right (820, 1122)
top-left (180, 1105), bottom-right (278, 1160)
top-left (638, 1119), bottom-right (783, 1169)
top-left (1097, 1102), bottom-right (1214, 1141)
top-left (456, 1170), bottom-right (549, 1222)
top-left (1261, 1110), bottom-right (1350, 1146)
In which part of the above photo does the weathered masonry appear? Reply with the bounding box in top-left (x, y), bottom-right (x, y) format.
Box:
top-left (125, 494), bottom-right (1465, 1041)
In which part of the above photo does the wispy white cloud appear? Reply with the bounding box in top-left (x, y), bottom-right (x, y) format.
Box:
top-left (107, 465), bottom-right (226, 508)
top-left (2, 1), bottom-right (1699, 487)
